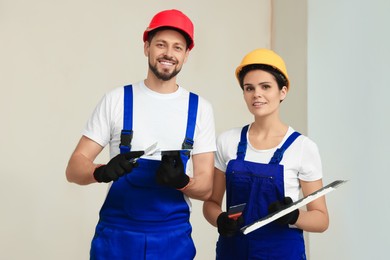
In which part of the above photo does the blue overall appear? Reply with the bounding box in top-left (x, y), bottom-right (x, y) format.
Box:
top-left (216, 125), bottom-right (306, 260)
top-left (90, 85), bottom-right (199, 260)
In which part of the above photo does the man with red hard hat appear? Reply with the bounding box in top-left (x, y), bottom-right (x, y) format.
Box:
top-left (143, 9), bottom-right (195, 50)
top-left (66, 9), bottom-right (216, 259)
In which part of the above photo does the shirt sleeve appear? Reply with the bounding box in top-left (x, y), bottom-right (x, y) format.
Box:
top-left (82, 93), bottom-right (112, 148)
top-left (298, 137), bottom-right (323, 181)
top-left (214, 133), bottom-right (227, 172)
top-left (192, 97), bottom-right (217, 155)
top-left (214, 129), bottom-right (240, 173)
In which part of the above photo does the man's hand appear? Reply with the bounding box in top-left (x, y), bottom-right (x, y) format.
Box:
top-left (268, 197), bottom-right (300, 225)
top-left (217, 212), bottom-right (244, 237)
top-left (156, 151), bottom-right (190, 189)
top-left (93, 151), bottom-right (144, 183)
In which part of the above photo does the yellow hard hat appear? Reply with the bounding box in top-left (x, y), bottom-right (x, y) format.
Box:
top-left (235, 48), bottom-right (289, 89)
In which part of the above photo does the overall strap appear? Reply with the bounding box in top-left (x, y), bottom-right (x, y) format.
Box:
top-left (236, 125), bottom-right (250, 160)
top-left (119, 85), bottom-right (133, 154)
top-left (182, 92), bottom-right (199, 149)
top-left (269, 131), bottom-right (301, 164)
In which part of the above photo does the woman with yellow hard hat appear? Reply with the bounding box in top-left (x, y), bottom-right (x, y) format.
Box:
top-left (203, 48), bottom-right (329, 259)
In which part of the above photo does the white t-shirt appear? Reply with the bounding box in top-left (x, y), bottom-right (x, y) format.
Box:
top-left (215, 124), bottom-right (323, 201)
top-left (83, 81), bottom-right (216, 161)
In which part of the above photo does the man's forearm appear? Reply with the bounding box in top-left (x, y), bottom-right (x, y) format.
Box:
top-left (66, 153), bottom-right (98, 185)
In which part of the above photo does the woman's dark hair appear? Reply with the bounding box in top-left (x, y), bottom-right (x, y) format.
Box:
top-left (238, 64), bottom-right (288, 90)
top-left (147, 26), bottom-right (192, 50)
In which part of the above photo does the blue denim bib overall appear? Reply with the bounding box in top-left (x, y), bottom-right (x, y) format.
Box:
top-left (216, 125), bottom-right (306, 260)
top-left (90, 85), bottom-right (199, 260)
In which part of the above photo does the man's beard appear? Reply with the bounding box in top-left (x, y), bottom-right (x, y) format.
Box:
top-left (148, 60), bottom-right (181, 81)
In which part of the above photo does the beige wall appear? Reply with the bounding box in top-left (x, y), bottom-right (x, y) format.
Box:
top-left (271, 0), bottom-right (308, 135)
top-left (0, 1), bottom-right (271, 259)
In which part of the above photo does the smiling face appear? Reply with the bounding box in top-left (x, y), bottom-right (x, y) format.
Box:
top-left (242, 69), bottom-right (287, 118)
top-left (144, 29), bottom-right (189, 81)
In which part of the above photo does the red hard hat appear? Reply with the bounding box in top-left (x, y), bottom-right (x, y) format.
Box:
top-left (143, 9), bottom-right (194, 50)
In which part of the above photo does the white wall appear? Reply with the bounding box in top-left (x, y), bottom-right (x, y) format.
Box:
top-left (307, 0), bottom-right (390, 259)
top-left (0, 1), bottom-right (271, 259)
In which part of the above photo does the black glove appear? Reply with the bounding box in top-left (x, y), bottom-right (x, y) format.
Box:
top-left (156, 151), bottom-right (189, 189)
top-left (93, 151), bottom-right (144, 183)
top-left (268, 197), bottom-right (299, 225)
top-left (217, 212), bottom-right (244, 237)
